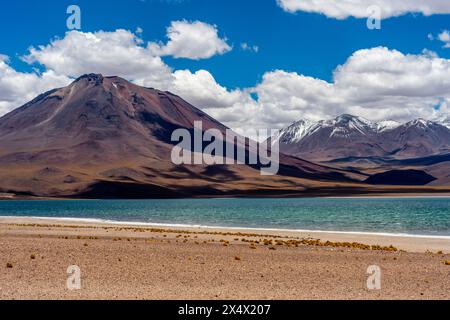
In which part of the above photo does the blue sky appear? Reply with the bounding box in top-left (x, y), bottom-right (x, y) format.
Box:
top-left (2, 0), bottom-right (449, 88)
top-left (1, 0), bottom-right (450, 132)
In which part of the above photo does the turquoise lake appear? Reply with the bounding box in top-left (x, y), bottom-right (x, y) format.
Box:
top-left (0, 197), bottom-right (449, 236)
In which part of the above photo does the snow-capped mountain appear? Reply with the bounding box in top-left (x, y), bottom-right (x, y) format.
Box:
top-left (376, 120), bottom-right (400, 132)
top-left (435, 114), bottom-right (450, 129)
top-left (278, 115), bottom-right (401, 144)
top-left (276, 114), bottom-right (450, 161)
top-left (276, 119), bottom-right (318, 144)
top-left (320, 114), bottom-right (379, 138)
top-left (379, 118), bottom-right (450, 158)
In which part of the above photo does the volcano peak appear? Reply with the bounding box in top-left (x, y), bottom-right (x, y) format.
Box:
top-left (74, 73), bottom-right (105, 85)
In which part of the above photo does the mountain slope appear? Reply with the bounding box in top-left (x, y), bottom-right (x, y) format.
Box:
top-left (378, 119), bottom-right (450, 158)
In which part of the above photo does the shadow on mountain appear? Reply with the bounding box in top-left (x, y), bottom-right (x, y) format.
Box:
top-left (327, 153), bottom-right (450, 166)
top-left (76, 181), bottom-right (186, 199)
top-left (365, 170), bottom-right (436, 186)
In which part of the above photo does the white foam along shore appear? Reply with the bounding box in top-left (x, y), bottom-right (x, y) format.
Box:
top-left (1, 216), bottom-right (449, 253)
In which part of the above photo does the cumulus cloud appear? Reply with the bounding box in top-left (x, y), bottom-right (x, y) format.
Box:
top-left (169, 69), bottom-right (259, 134)
top-left (149, 20), bottom-right (231, 59)
top-left (24, 29), bottom-right (174, 89)
top-left (252, 47), bottom-right (450, 127)
top-left (428, 30), bottom-right (450, 48)
top-left (277, 0), bottom-right (450, 19)
top-left (0, 55), bottom-right (71, 115)
top-left (171, 69), bottom-right (249, 109)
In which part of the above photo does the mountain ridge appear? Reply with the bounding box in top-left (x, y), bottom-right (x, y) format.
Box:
top-left (275, 114), bottom-right (450, 161)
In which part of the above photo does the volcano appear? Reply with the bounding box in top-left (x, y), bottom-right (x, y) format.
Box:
top-left (0, 74), bottom-right (362, 198)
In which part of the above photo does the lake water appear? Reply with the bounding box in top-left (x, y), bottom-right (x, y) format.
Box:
top-left (0, 197), bottom-right (449, 237)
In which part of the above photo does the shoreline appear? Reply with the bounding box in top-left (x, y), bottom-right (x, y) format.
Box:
top-left (1, 215), bottom-right (449, 240)
top-left (2, 192), bottom-right (450, 202)
top-left (1, 216), bottom-right (449, 253)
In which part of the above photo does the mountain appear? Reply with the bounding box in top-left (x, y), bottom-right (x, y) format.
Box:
top-left (277, 115), bottom-right (450, 161)
top-left (378, 119), bottom-right (450, 158)
top-left (277, 115), bottom-right (386, 161)
top-left (274, 119), bottom-right (318, 144)
top-left (435, 114), bottom-right (450, 129)
top-left (376, 120), bottom-right (400, 132)
top-left (0, 74), bottom-right (361, 198)
top-left (0, 74), bottom-right (228, 162)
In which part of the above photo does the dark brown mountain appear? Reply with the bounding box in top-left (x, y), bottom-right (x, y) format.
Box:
top-left (0, 74), bottom-right (364, 198)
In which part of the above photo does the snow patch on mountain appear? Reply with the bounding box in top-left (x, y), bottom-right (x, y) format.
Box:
top-left (377, 120), bottom-right (400, 132)
top-left (277, 114), bottom-right (450, 144)
top-left (277, 119), bottom-right (318, 143)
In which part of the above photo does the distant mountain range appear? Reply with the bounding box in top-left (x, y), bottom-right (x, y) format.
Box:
top-left (274, 114), bottom-right (450, 185)
top-left (275, 114), bottom-right (450, 161)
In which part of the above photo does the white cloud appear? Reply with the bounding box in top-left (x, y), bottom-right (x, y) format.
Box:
top-left (149, 20), bottom-right (231, 60)
top-left (252, 47), bottom-right (450, 127)
top-left (277, 0), bottom-right (450, 19)
top-left (169, 69), bottom-right (260, 134)
top-left (439, 30), bottom-right (450, 42)
top-left (170, 69), bottom-right (248, 109)
top-left (438, 30), bottom-right (450, 48)
top-left (429, 30), bottom-right (450, 48)
top-left (241, 43), bottom-right (259, 53)
top-left (0, 55), bottom-right (70, 115)
top-left (24, 29), bottom-right (174, 89)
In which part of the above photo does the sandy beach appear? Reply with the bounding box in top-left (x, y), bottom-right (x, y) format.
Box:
top-left (0, 217), bottom-right (449, 300)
